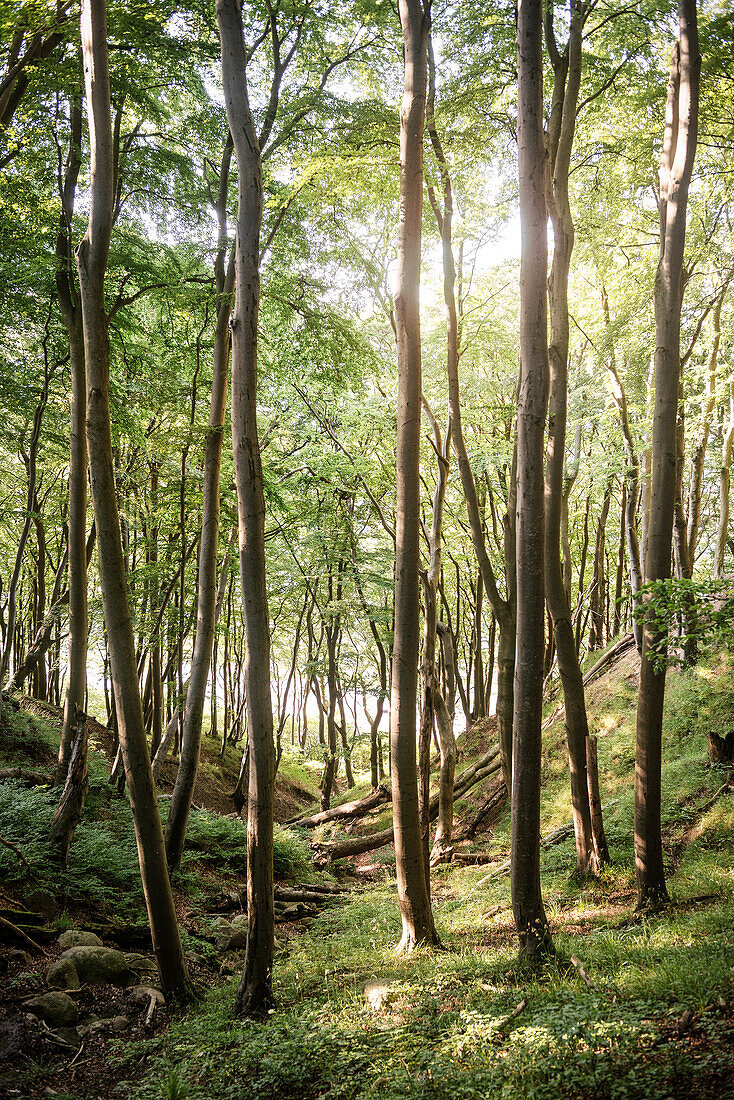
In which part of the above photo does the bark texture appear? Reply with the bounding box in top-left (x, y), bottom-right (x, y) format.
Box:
top-left (76, 0), bottom-right (191, 1002)
top-left (635, 0), bottom-right (699, 910)
top-left (543, 0), bottom-right (596, 877)
top-left (165, 139), bottom-right (234, 871)
top-left (391, 0), bottom-right (438, 953)
top-left (512, 0), bottom-right (553, 962)
top-left (216, 0), bottom-right (276, 1014)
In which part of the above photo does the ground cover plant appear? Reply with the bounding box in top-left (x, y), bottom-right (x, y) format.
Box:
top-left (2, 643), bottom-right (731, 1099)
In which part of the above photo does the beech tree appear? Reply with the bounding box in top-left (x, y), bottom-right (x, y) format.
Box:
top-left (512, 0), bottom-right (553, 961)
top-left (391, 0), bottom-right (439, 952)
top-left (543, 0), bottom-right (597, 876)
top-left (635, 0), bottom-right (700, 910)
top-left (76, 0), bottom-right (191, 1001)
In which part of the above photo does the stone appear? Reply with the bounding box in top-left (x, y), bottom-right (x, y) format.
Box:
top-left (57, 929), bottom-right (103, 949)
top-left (111, 1015), bottom-right (130, 1031)
top-left (129, 985), bottom-right (165, 1007)
top-left (46, 957), bottom-right (80, 990)
top-left (124, 952), bottom-right (158, 978)
top-left (25, 992), bottom-right (79, 1027)
top-left (211, 917), bottom-right (246, 951)
top-left (6, 949), bottom-right (31, 968)
top-left (59, 946), bottom-right (128, 986)
top-left (52, 1026), bottom-right (80, 1047)
top-left (184, 949), bottom-right (209, 970)
top-left (363, 980), bottom-right (398, 1010)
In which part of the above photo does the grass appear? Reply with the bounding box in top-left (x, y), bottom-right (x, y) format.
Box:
top-left (3, 646), bottom-right (733, 1099)
top-left (0, 708), bottom-right (316, 922)
top-left (120, 645), bottom-right (734, 1100)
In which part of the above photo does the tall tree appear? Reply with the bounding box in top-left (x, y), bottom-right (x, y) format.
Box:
top-left (391, 0), bottom-right (439, 953)
top-left (543, 0), bottom-right (596, 876)
top-left (635, 0), bottom-right (700, 910)
top-left (76, 0), bottom-right (191, 1001)
top-left (216, 0), bottom-right (275, 1015)
top-left (511, 0), bottom-right (553, 961)
top-left (165, 136), bottom-right (234, 871)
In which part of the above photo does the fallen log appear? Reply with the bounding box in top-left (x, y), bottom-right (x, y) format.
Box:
top-left (0, 915), bottom-right (46, 953)
top-left (477, 800), bottom-right (620, 882)
top-left (0, 768), bottom-right (52, 786)
top-left (314, 753), bottom-right (502, 861)
top-left (543, 633), bottom-right (636, 729)
top-left (460, 783), bottom-right (508, 840)
top-left (288, 784), bottom-right (391, 829)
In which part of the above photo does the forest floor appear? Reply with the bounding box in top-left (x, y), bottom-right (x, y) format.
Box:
top-left (1, 642), bottom-right (733, 1099)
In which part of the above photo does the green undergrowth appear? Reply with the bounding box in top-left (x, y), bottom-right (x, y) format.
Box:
top-left (0, 708), bottom-right (315, 921)
top-left (124, 647), bottom-right (734, 1100)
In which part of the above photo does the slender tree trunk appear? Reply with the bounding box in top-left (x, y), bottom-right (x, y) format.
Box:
top-left (687, 283), bottom-right (727, 564)
top-left (76, 0), bottom-right (181, 954)
top-left (50, 706), bottom-right (88, 864)
top-left (589, 479), bottom-right (612, 651)
top-left (0, 354), bottom-right (49, 718)
top-left (56, 195), bottom-right (87, 770)
top-left (424, 33), bottom-right (514, 789)
top-left (391, 0), bottom-right (438, 954)
top-left (635, 0), bottom-right (699, 910)
top-left (512, 0), bottom-right (553, 961)
top-left (614, 481), bottom-right (626, 637)
top-left (715, 375), bottom-right (734, 578)
top-left (148, 462), bottom-right (164, 757)
top-left (321, 570), bottom-right (340, 811)
top-left (418, 397), bottom-right (451, 884)
top-left (217, 0), bottom-right (275, 1015)
top-left (165, 143), bottom-right (234, 870)
top-left (603, 290), bottom-right (643, 649)
top-left (76, 0), bottom-right (190, 1002)
top-left (543, 0), bottom-right (596, 876)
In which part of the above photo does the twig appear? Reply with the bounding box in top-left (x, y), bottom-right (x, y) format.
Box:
top-left (0, 834), bottom-right (35, 877)
top-left (495, 998), bottom-right (527, 1033)
top-left (570, 955), bottom-right (594, 987)
top-left (482, 903), bottom-right (510, 919)
top-left (698, 780), bottom-right (734, 816)
top-left (145, 994), bottom-right (157, 1027)
top-left (68, 1042), bottom-right (86, 1067)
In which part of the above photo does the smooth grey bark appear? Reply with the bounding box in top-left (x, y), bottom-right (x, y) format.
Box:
top-left (715, 375), bottom-right (734, 578)
top-left (165, 138), bottom-right (234, 871)
top-left (217, 0), bottom-right (275, 1015)
top-left (602, 288), bottom-right (643, 650)
top-left (635, 0), bottom-right (699, 910)
top-left (512, 0), bottom-right (553, 962)
top-left (419, 396), bottom-right (453, 874)
top-left (76, 0), bottom-right (191, 1002)
top-left (543, 0), bottom-right (596, 877)
top-left (391, 0), bottom-right (438, 953)
top-left (56, 71), bottom-right (89, 786)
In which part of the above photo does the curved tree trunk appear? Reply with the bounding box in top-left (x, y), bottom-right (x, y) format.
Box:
top-left (543, 0), bottom-right (596, 877)
top-left (512, 0), bottom-right (553, 962)
top-left (56, 73), bottom-right (89, 787)
top-left (714, 376), bottom-right (734, 579)
top-left (77, 0), bottom-right (190, 1002)
top-left (391, 0), bottom-right (438, 954)
top-left (418, 396), bottom-right (451, 879)
top-left (217, 0), bottom-right (275, 1015)
top-left (635, 0), bottom-right (699, 911)
top-left (165, 140), bottom-right (233, 871)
